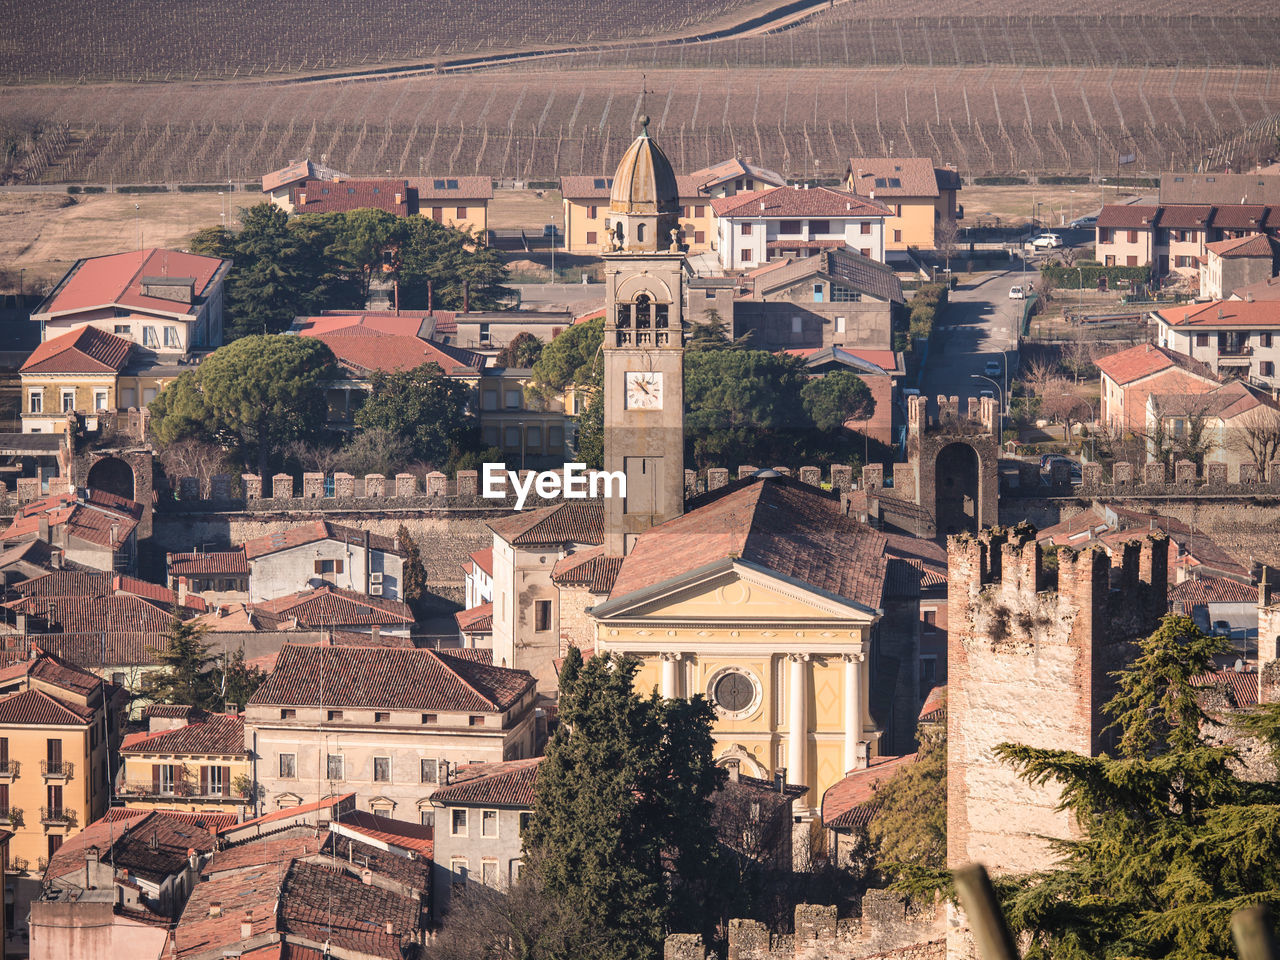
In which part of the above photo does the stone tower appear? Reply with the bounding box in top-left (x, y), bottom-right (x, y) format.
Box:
top-left (602, 118), bottom-right (687, 556)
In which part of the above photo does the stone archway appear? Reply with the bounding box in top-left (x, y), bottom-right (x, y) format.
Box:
top-left (716, 744), bottom-right (769, 779)
top-left (86, 456), bottom-right (135, 501)
top-left (934, 442), bottom-right (981, 538)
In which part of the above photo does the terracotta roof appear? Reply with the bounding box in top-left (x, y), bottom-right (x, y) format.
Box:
top-left (14, 570), bottom-right (109, 597)
top-left (919, 685), bottom-right (947, 724)
top-left (291, 179), bottom-right (409, 215)
top-left (37, 248), bottom-right (229, 319)
top-left (310, 326), bottom-right (485, 376)
top-left (767, 238), bottom-right (852, 252)
top-left (821, 754), bottom-right (917, 829)
top-left (168, 550), bottom-right (250, 576)
top-left (1158, 204), bottom-right (1215, 229)
top-left (254, 585), bottom-right (414, 627)
top-left (689, 158), bottom-right (785, 190)
top-left (751, 247), bottom-right (903, 304)
top-left (1161, 172), bottom-right (1280, 206)
top-left (1208, 205), bottom-right (1272, 231)
top-left (551, 545), bottom-right (623, 593)
top-left (1193, 667), bottom-right (1259, 709)
top-left (103, 806), bottom-right (239, 830)
top-left (20, 325), bottom-right (132, 374)
top-left (145, 703), bottom-right (200, 719)
top-left (24, 632), bottom-right (160, 667)
top-left (263, 160), bottom-right (320, 192)
top-left (1206, 234), bottom-right (1277, 258)
top-left (1096, 204), bottom-right (1162, 229)
top-left (320, 830), bottom-right (431, 891)
top-left (121, 713), bottom-right (247, 757)
top-left (281, 859), bottom-right (420, 958)
top-left (0, 688), bottom-right (92, 725)
top-left (455, 602), bottom-right (493, 634)
top-left (608, 475), bottom-right (889, 612)
top-left (248, 644), bottom-right (533, 712)
top-left (241, 521), bottom-right (399, 560)
top-left (467, 547), bottom-right (493, 577)
top-left (3, 488), bottom-right (142, 548)
top-left (430, 757), bottom-right (541, 807)
top-left (0, 648), bottom-right (109, 695)
top-left (846, 157), bottom-right (952, 198)
top-left (1169, 576), bottom-right (1258, 605)
top-left (711, 184), bottom-right (891, 220)
top-left (559, 175), bottom-right (615, 199)
top-left (334, 810), bottom-right (434, 858)
top-left (176, 857), bottom-right (291, 957)
top-left (47, 809), bottom-right (220, 885)
top-left (408, 175), bottom-right (494, 200)
top-left (10, 593), bottom-right (173, 633)
top-left (1149, 380), bottom-right (1274, 421)
top-left (790, 346), bottom-right (903, 377)
top-left (1157, 299), bottom-right (1280, 328)
top-left (292, 310), bottom-right (454, 339)
top-left (1094, 342), bottom-right (1217, 385)
top-left (0, 539), bottom-right (62, 572)
top-left (217, 793), bottom-right (355, 838)
top-left (1232, 275), bottom-right (1280, 302)
top-left (487, 500), bottom-right (604, 546)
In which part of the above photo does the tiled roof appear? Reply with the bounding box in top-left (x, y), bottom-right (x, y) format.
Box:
top-left (467, 547), bottom-right (493, 577)
top-left (1161, 172), bottom-right (1280, 206)
top-left (14, 570), bottom-right (109, 597)
top-left (431, 758), bottom-right (541, 807)
top-left (689, 158), bottom-right (785, 190)
top-left (1149, 379), bottom-right (1273, 421)
top-left (292, 310), bottom-right (451, 338)
top-left (113, 573), bottom-right (205, 611)
top-left (1094, 342), bottom-right (1217, 385)
top-left (1157, 299), bottom-right (1280, 328)
top-left (121, 712), bottom-right (247, 757)
top-left (0, 649), bottom-right (107, 696)
top-left (919, 685), bottom-right (947, 725)
top-left (310, 326), bottom-right (485, 376)
top-left (103, 806), bottom-right (239, 830)
top-left (609, 476), bottom-right (889, 612)
top-left (765, 239), bottom-right (850, 252)
top-left (846, 157), bottom-right (949, 198)
top-left (455, 602), bottom-right (493, 633)
top-left (751, 247), bottom-right (903, 304)
top-left (408, 175), bottom-right (494, 200)
top-left (145, 703), bottom-right (199, 719)
top-left (10, 593), bottom-right (173, 633)
top-left (487, 500), bottom-right (604, 546)
top-left (177, 858), bottom-right (292, 957)
top-left (3, 488), bottom-right (142, 548)
top-left (46, 809), bottom-right (220, 884)
top-left (263, 160), bottom-right (319, 192)
top-left (20, 325), bottom-right (132, 374)
top-left (1169, 576), bottom-right (1258, 605)
top-left (1208, 205), bottom-right (1272, 231)
top-left (248, 644), bottom-right (533, 712)
top-left (1193, 667), bottom-right (1259, 709)
top-left (217, 795), bottom-right (355, 841)
top-left (0, 688), bottom-right (92, 725)
top-left (23, 632), bottom-right (158, 667)
top-left (321, 830), bottom-right (431, 890)
top-left (559, 175), bottom-right (615, 199)
top-left (0, 538), bottom-right (62, 572)
top-left (711, 184), bottom-right (892, 220)
top-left (168, 550), bottom-right (250, 576)
top-left (1096, 204), bottom-right (1162, 228)
top-left (821, 754), bottom-right (917, 829)
top-left (37, 248), bottom-right (229, 319)
top-left (551, 545), bottom-right (623, 593)
top-left (291, 179), bottom-right (409, 215)
top-left (1206, 234), bottom-right (1277, 258)
top-left (254, 585), bottom-right (414, 626)
top-left (281, 859), bottom-right (420, 958)
top-left (1232, 275), bottom-right (1280, 302)
top-left (334, 810), bottom-right (434, 858)
top-left (241, 521), bottom-right (399, 560)
top-left (1157, 204), bottom-right (1215, 229)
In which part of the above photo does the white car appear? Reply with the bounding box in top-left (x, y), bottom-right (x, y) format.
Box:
top-left (1029, 233), bottom-right (1064, 250)
top-left (1009, 285), bottom-right (1025, 300)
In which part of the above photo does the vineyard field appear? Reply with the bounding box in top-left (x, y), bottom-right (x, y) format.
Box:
top-left (3, 65), bottom-right (1277, 185)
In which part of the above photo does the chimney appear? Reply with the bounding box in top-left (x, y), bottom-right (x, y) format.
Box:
top-left (394, 280), bottom-right (400, 315)
top-left (50, 547), bottom-right (63, 569)
top-left (298, 192), bottom-right (306, 205)
top-left (394, 192), bottom-right (403, 205)
top-left (188, 847), bottom-right (199, 870)
top-left (371, 624), bottom-right (380, 642)
top-left (241, 910), bottom-right (253, 940)
top-left (385, 921), bottom-right (395, 936)
top-left (362, 868), bottom-right (374, 885)
top-left (869, 190), bottom-right (876, 200)
top-left (1247, 292), bottom-right (1255, 302)
top-left (209, 901), bottom-right (223, 918)
top-left (774, 768), bottom-right (786, 792)
top-left (727, 763), bottom-right (740, 783)
top-left (427, 280), bottom-right (433, 312)
top-left (1218, 306), bottom-right (1225, 319)
top-left (150, 830), bottom-right (159, 850)
top-left (177, 576), bottom-right (188, 605)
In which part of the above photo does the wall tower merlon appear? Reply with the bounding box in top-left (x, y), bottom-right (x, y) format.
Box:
top-left (1139, 533), bottom-right (1170, 616)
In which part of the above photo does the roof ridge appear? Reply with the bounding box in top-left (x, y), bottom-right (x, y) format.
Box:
top-left (432, 649), bottom-right (499, 710)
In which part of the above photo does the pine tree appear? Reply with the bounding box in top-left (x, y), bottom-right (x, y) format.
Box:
top-left (993, 614), bottom-right (1280, 960)
top-left (141, 615), bottom-right (219, 710)
top-left (869, 715), bottom-right (947, 870)
top-left (217, 648), bottom-right (266, 710)
top-left (398, 524), bottom-right (428, 608)
top-left (523, 648), bottom-right (725, 960)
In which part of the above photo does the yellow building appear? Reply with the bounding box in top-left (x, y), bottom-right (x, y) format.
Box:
top-left (118, 709), bottom-right (252, 817)
top-left (0, 653), bottom-right (119, 889)
top-left (845, 157), bottom-right (962, 251)
top-left (560, 174), bottom-right (714, 254)
top-left (18, 326), bottom-right (132, 434)
top-left (410, 176), bottom-right (493, 238)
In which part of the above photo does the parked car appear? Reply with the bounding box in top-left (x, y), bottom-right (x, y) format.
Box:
top-left (1212, 620), bottom-right (1233, 638)
top-left (1029, 233), bottom-right (1064, 249)
top-left (1039, 453), bottom-right (1075, 470)
top-left (984, 359), bottom-right (1002, 376)
top-left (543, 223), bottom-right (560, 238)
top-left (1068, 215), bottom-right (1098, 230)
top-left (1009, 284), bottom-right (1025, 300)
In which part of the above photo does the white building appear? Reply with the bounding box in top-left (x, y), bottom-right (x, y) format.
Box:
top-left (241, 521), bottom-right (405, 603)
top-left (463, 548), bottom-right (493, 609)
top-left (711, 184), bottom-right (891, 271)
top-left (1153, 299), bottom-right (1280, 390)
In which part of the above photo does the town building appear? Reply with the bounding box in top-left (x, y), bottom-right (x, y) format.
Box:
top-left (560, 173), bottom-right (712, 254)
top-left (1095, 202), bottom-right (1276, 277)
top-left (117, 709), bottom-right (251, 816)
top-left (463, 547), bottom-right (493, 609)
top-left (261, 159), bottom-right (347, 210)
top-left (1, 489), bottom-right (142, 573)
top-left (251, 585), bottom-right (415, 637)
top-left (711, 184), bottom-right (891, 270)
top-left (1153, 298), bottom-right (1280, 389)
top-left (1144, 379), bottom-right (1280, 474)
top-left (18, 327), bottom-right (133, 434)
top-left (166, 549), bottom-right (250, 603)
top-left (1160, 171), bottom-right (1280, 207)
top-left (244, 644), bottom-right (537, 821)
top-left (289, 178), bottom-right (410, 216)
top-left (821, 752), bottom-right (917, 869)
top-left (241, 521), bottom-right (405, 602)
top-left (844, 157), bottom-right (963, 251)
top-left (1199, 234), bottom-right (1280, 299)
top-left (688, 157), bottom-right (787, 198)
top-left (410, 175), bottom-right (493, 237)
top-left (1170, 576), bottom-right (1259, 644)
top-left (1095, 342), bottom-right (1219, 433)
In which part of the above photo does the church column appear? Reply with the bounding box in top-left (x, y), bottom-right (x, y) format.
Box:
top-left (787, 653), bottom-right (810, 786)
top-left (660, 653), bottom-right (682, 699)
top-left (843, 652), bottom-right (866, 775)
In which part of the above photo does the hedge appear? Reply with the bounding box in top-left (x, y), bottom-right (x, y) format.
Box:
top-left (1040, 175), bottom-right (1091, 185)
top-left (66, 185), bottom-right (80, 194)
top-left (118, 184), bottom-right (169, 194)
top-left (972, 175), bottom-right (1028, 186)
top-left (1109, 176), bottom-right (1159, 188)
top-left (177, 184), bottom-right (228, 193)
top-left (83, 186), bottom-right (106, 193)
top-left (908, 282), bottom-right (950, 341)
top-left (242, 182), bottom-right (262, 192)
top-left (1041, 263), bottom-right (1151, 289)
top-left (527, 180), bottom-right (559, 191)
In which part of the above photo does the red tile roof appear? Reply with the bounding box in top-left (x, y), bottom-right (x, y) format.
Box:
top-left (241, 521), bottom-right (399, 560)
top-left (467, 547), bottom-right (493, 577)
top-left (608, 476), bottom-right (889, 612)
top-left (1096, 204), bottom-right (1162, 229)
top-left (919, 685), bottom-right (947, 724)
top-left (103, 805), bottom-right (239, 830)
top-left (38, 248), bottom-right (229, 318)
top-left (167, 550), bottom-right (250, 576)
top-left (121, 712), bottom-right (247, 757)
top-left (280, 859), bottom-right (420, 958)
top-left (9, 593), bottom-right (173, 633)
top-left (1231, 275), bottom-right (1280, 301)
top-left (1169, 576), bottom-right (1258, 606)
top-left (551, 545), bottom-right (623, 593)
top-left (821, 754), bottom-right (917, 829)
top-left (31, 632), bottom-right (163, 667)
top-left (1205, 234), bottom-right (1277, 258)
top-left (1094, 342), bottom-right (1217, 385)
top-left (1156, 299), bottom-right (1280, 328)
top-left (1149, 379), bottom-right (1273, 422)
top-left (846, 157), bottom-right (949, 198)
top-left (690, 158), bottom-right (785, 191)
top-left (712, 184), bottom-right (892, 220)
top-left (455, 602), bottom-right (493, 634)
top-left (113, 573), bottom-right (205, 611)
top-left (14, 570), bottom-right (108, 598)
top-left (1208, 205), bottom-right (1272, 230)
top-left (487, 501), bottom-right (604, 546)
top-left (20, 325), bottom-right (132, 373)
top-left (217, 793), bottom-right (356, 839)
top-left (248, 644), bottom-right (534, 713)
top-left (254, 585), bottom-right (414, 627)
top-left (1158, 204), bottom-right (1215, 229)
top-left (292, 310), bottom-right (450, 338)
top-left (309, 326), bottom-right (485, 376)
top-left (334, 810), bottom-right (434, 858)
top-left (291, 179), bottom-right (409, 215)
top-left (47, 808), bottom-right (220, 883)
top-left (1194, 667), bottom-right (1259, 708)
top-left (430, 757), bottom-right (541, 807)
top-left (0, 687), bottom-right (92, 725)
top-left (408, 175), bottom-right (494, 200)
top-left (0, 648), bottom-right (110, 696)
top-left (559, 175), bottom-right (615, 199)
top-left (3, 488), bottom-right (142, 548)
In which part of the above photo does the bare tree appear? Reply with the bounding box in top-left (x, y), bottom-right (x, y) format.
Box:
top-left (1036, 374), bottom-right (1093, 443)
top-left (1061, 330), bottom-right (1097, 383)
top-left (155, 437), bottom-right (229, 488)
top-left (1142, 394), bottom-right (1218, 468)
top-left (936, 218), bottom-right (961, 274)
top-left (1059, 246), bottom-right (1081, 269)
top-left (1229, 403), bottom-right (1280, 473)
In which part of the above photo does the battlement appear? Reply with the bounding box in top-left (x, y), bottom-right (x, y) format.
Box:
top-left (907, 393), bottom-right (998, 439)
top-left (1005, 458), bottom-right (1280, 499)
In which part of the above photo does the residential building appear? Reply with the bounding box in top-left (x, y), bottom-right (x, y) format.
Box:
top-left (844, 157), bottom-right (963, 251)
top-left (688, 157), bottom-right (786, 198)
top-left (1153, 299), bottom-right (1280, 389)
top-left (18, 327), bottom-right (132, 433)
top-left (710, 766), bottom-right (809, 871)
top-left (789, 346), bottom-right (905, 445)
top-left (1094, 342), bottom-right (1219, 433)
top-left (117, 710), bottom-right (251, 816)
top-left (1095, 202), bottom-right (1276, 277)
top-left (821, 753), bottom-right (918, 869)
top-left (30, 248), bottom-right (231, 358)
top-left (1200, 234), bottom-right (1279, 299)
top-left (711, 184), bottom-right (891, 270)
top-left (1232, 275), bottom-right (1280, 302)
top-left (289, 178), bottom-right (410, 216)
top-left (463, 548), bottom-right (493, 609)
top-left (1, 489), bottom-right (142, 573)
top-left (1160, 171), bottom-right (1280, 207)
top-left (1144, 380), bottom-right (1280, 473)
top-left (251, 585), bottom-right (415, 637)
top-left (166, 550), bottom-right (250, 604)
top-left (454, 604), bottom-right (493, 648)
top-left (451, 310), bottom-right (575, 349)
top-left (244, 644), bottom-right (537, 821)
top-left (560, 174), bottom-right (712, 254)
top-left (410, 175), bottom-right (493, 237)
top-left (1170, 576), bottom-right (1258, 643)
top-left (261, 159), bottom-right (347, 210)
top-left (241, 521), bottom-right (405, 603)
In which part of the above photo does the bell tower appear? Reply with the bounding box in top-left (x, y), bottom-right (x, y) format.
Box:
top-left (602, 116), bottom-right (687, 557)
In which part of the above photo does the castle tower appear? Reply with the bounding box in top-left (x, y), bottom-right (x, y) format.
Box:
top-left (602, 118), bottom-right (687, 556)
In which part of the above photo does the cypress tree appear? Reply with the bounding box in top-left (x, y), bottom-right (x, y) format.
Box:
top-left (397, 524), bottom-right (428, 609)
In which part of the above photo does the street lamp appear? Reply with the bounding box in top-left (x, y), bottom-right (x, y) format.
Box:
top-left (970, 373), bottom-right (1004, 443)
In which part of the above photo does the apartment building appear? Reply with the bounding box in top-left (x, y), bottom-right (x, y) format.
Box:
top-left (1095, 342), bottom-right (1220, 433)
top-left (1200, 234), bottom-right (1280, 299)
top-left (118, 709), bottom-right (251, 817)
top-left (844, 157), bottom-right (963, 251)
top-left (18, 327), bottom-right (132, 433)
top-left (1095, 202), bottom-right (1277, 277)
top-left (1154, 298), bottom-right (1280, 390)
top-left (410, 175), bottom-right (493, 237)
top-left (241, 521), bottom-right (405, 603)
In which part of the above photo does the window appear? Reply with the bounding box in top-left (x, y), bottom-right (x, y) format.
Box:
top-left (375, 712), bottom-right (390, 723)
top-left (504, 426), bottom-right (519, 449)
top-left (504, 389), bottom-right (521, 409)
top-left (93, 390), bottom-right (108, 411)
top-left (813, 283), bottom-right (824, 302)
top-left (809, 219), bottom-right (830, 234)
top-left (831, 285), bottom-right (861, 302)
top-left (860, 248), bottom-right (871, 258)
top-left (735, 179), bottom-right (744, 190)
top-left (1195, 333), bottom-right (1210, 347)
top-left (791, 317), bottom-right (803, 335)
top-left (143, 326), bottom-right (158, 347)
top-left (163, 326), bottom-right (180, 348)
top-left (61, 390), bottom-right (75, 413)
top-left (923, 609), bottom-right (938, 634)
top-left (1127, 230), bottom-right (1138, 243)
top-left (745, 179), bottom-right (754, 190)
top-left (326, 754), bottom-right (344, 780)
top-left (481, 389), bottom-right (498, 411)
top-left (586, 231), bottom-right (597, 245)
top-left (740, 223), bottom-right (752, 236)
top-left (1261, 333), bottom-right (1273, 349)
top-left (120, 387), bottom-right (136, 407)
top-left (636, 223), bottom-right (646, 242)
top-left (142, 387), bottom-right (157, 404)
top-left (519, 811), bottom-right (533, 835)
top-left (893, 229), bottom-right (902, 242)
top-left (694, 230), bottom-right (705, 244)
top-left (451, 859), bottom-right (468, 890)
top-left (534, 600), bottom-right (551, 632)
top-left (432, 206), bottom-right (443, 220)
top-left (421, 758), bottom-right (439, 783)
top-left (314, 558), bottom-right (345, 576)
top-left (695, 205), bottom-right (706, 218)
top-left (1104, 255), bottom-right (1116, 266)
top-left (1099, 228), bottom-right (1113, 244)
top-left (374, 757), bottom-right (391, 782)
top-left (835, 316), bottom-right (846, 334)
top-left (860, 222), bottom-right (872, 235)
top-left (588, 205), bottom-right (598, 218)
top-left (919, 656), bottom-right (938, 698)
top-left (422, 713), bottom-right (437, 724)
top-left (1128, 256), bottom-right (1140, 267)
top-left (281, 708), bottom-right (296, 719)
top-left (1261, 361), bottom-right (1275, 377)
top-left (207, 765), bottom-right (225, 796)
top-left (158, 764), bottom-right (175, 795)
top-left (548, 425), bottom-right (564, 450)
top-left (327, 710), bottom-right (343, 722)
top-left (456, 206), bottom-right (467, 219)
top-left (481, 860), bottom-right (498, 886)
top-left (420, 809), bottom-right (435, 827)
top-left (279, 753), bottom-right (296, 778)
top-left (779, 220), bottom-right (801, 235)
top-left (739, 248), bottom-right (751, 263)
top-left (511, 860), bottom-right (523, 883)
top-left (452, 809), bottom-right (468, 836)
top-left (114, 323), bottom-right (130, 335)
top-left (28, 390), bottom-right (41, 414)
top-left (526, 425), bottom-right (542, 448)
top-left (469, 715), bottom-right (485, 727)
top-left (109, 672), bottom-right (125, 688)
top-left (482, 809), bottom-right (499, 837)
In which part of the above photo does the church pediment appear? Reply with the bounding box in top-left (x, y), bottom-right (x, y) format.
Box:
top-left (592, 561), bottom-right (878, 624)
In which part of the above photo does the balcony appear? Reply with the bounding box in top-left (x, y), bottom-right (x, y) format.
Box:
top-left (0, 807), bottom-right (23, 828)
top-left (0, 759), bottom-right (19, 781)
top-left (118, 780), bottom-right (247, 804)
top-left (40, 759), bottom-right (73, 781)
top-left (1218, 345), bottom-right (1253, 359)
top-left (40, 806), bottom-right (77, 829)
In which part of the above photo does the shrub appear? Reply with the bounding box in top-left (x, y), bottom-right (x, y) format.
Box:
top-left (1041, 263), bottom-right (1151, 289)
top-left (178, 184), bottom-right (227, 193)
top-left (1040, 175), bottom-right (1091, 185)
top-left (83, 186), bottom-right (106, 194)
top-left (118, 184), bottom-right (168, 194)
top-left (66, 185), bottom-right (81, 194)
top-left (972, 175), bottom-right (1028, 186)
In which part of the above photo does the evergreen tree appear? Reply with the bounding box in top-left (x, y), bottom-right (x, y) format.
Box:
top-left (529, 316), bottom-right (604, 400)
top-left (394, 216), bottom-right (511, 310)
top-left (494, 331), bottom-right (544, 369)
top-left (800, 370), bottom-right (874, 432)
top-left (524, 649), bottom-right (724, 960)
top-left (868, 713), bottom-right (947, 871)
top-left (353, 361), bottom-right (478, 467)
top-left (216, 648), bottom-right (266, 710)
top-left (572, 391), bottom-right (604, 470)
top-left (141, 615), bottom-right (219, 710)
top-left (993, 614), bottom-right (1280, 960)
top-left (397, 524), bottom-right (428, 609)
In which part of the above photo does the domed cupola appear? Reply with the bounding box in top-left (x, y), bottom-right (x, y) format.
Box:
top-left (606, 116), bottom-right (681, 254)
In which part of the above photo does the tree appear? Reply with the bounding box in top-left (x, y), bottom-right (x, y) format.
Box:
top-left (335, 426), bottom-right (413, 478)
top-left (397, 524), bottom-right (428, 609)
top-left (683, 350), bottom-right (809, 468)
top-left (801, 371), bottom-right (874, 432)
top-left (1229, 403), bottom-right (1280, 473)
top-left (523, 649), bottom-right (724, 960)
top-left (149, 335), bottom-right (338, 476)
top-left (325, 207), bottom-right (401, 301)
top-left (684, 309), bottom-right (746, 351)
top-left (994, 615), bottom-right (1280, 960)
top-left (530, 316), bottom-right (604, 400)
top-left (495, 331), bottom-right (544, 369)
top-left (572, 390), bottom-right (604, 470)
top-left (216, 648), bottom-right (266, 710)
top-left (1143, 395), bottom-right (1217, 469)
top-left (936, 217), bottom-right (961, 273)
top-left (394, 215), bottom-right (511, 310)
top-left (141, 615), bottom-right (219, 710)
top-left (353, 361), bottom-right (477, 467)
top-left (867, 716), bottom-right (947, 871)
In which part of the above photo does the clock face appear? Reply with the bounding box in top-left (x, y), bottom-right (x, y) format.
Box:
top-left (713, 671), bottom-right (755, 713)
top-left (625, 371), bottom-right (663, 410)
